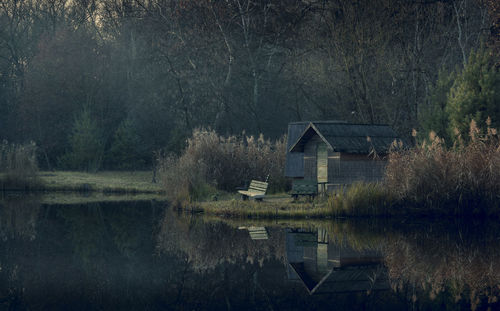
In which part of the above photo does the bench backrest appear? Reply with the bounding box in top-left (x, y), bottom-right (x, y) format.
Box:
top-left (248, 180), bottom-right (268, 194)
top-left (292, 180), bottom-right (318, 194)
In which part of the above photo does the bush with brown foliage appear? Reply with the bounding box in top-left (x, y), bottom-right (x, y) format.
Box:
top-left (157, 129), bottom-right (288, 202)
top-left (385, 119), bottom-right (500, 215)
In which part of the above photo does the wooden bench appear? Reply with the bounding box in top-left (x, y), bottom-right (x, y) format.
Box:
top-left (238, 180), bottom-right (268, 201)
top-left (291, 179), bottom-right (318, 200)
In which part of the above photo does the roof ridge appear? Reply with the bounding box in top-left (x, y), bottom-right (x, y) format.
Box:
top-left (314, 122), bottom-right (392, 127)
top-left (288, 121), bottom-right (394, 127)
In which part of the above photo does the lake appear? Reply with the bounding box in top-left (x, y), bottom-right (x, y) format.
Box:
top-left (0, 195), bottom-right (499, 310)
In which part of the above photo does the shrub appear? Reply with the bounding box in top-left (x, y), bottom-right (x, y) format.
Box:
top-left (157, 129), bottom-right (288, 203)
top-left (385, 120), bottom-right (500, 215)
top-left (0, 141), bottom-right (40, 190)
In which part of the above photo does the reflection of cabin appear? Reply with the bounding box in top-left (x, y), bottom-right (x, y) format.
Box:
top-left (285, 121), bottom-right (400, 191)
top-left (285, 228), bottom-right (389, 295)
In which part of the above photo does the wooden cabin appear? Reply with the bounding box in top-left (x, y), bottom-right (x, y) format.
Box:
top-left (285, 121), bottom-right (400, 191)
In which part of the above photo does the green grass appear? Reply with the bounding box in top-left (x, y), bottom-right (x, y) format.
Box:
top-left (182, 193), bottom-right (334, 218)
top-left (37, 171), bottom-right (164, 194)
top-left (179, 183), bottom-right (398, 219)
top-left (37, 192), bottom-right (166, 205)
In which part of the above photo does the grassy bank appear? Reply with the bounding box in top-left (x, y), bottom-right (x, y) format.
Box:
top-left (38, 171), bottom-right (164, 193)
top-left (180, 194), bottom-right (334, 218)
top-left (1, 171), bottom-right (164, 194)
top-left (1, 191), bottom-right (166, 205)
top-left (180, 177), bottom-right (500, 219)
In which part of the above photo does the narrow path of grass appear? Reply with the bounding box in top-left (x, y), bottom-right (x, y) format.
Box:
top-left (38, 171), bottom-right (164, 193)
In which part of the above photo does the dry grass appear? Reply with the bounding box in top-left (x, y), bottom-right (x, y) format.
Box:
top-left (38, 171), bottom-right (164, 193)
top-left (0, 141), bottom-right (41, 190)
top-left (328, 182), bottom-right (394, 216)
top-left (157, 129), bottom-right (289, 204)
top-left (183, 194), bottom-right (333, 218)
top-left (385, 120), bottom-right (500, 216)
top-left (37, 192), bottom-right (166, 205)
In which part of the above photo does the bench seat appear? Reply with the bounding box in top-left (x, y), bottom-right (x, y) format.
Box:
top-left (238, 180), bottom-right (268, 201)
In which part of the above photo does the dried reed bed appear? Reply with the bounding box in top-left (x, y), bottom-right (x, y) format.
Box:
top-left (0, 141), bottom-right (40, 190)
top-left (385, 120), bottom-right (500, 216)
top-left (328, 182), bottom-right (393, 216)
top-left (157, 129), bottom-right (288, 203)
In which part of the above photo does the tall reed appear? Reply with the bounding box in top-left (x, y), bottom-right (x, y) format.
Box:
top-left (157, 129), bottom-right (288, 203)
top-left (328, 182), bottom-right (392, 216)
top-left (385, 120), bottom-right (500, 215)
top-left (0, 141), bottom-right (40, 190)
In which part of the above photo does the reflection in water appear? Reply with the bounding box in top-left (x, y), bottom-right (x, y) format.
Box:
top-left (238, 226), bottom-right (269, 240)
top-left (0, 195), bottom-right (40, 240)
top-left (383, 222), bottom-right (500, 310)
top-left (286, 228), bottom-right (389, 295)
top-left (0, 196), bottom-right (499, 310)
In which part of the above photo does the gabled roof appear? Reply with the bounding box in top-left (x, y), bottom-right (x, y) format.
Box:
top-left (284, 122), bottom-right (309, 177)
top-left (289, 122), bottom-right (399, 154)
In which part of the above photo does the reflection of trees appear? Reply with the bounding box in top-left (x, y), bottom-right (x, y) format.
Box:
top-left (0, 196), bottom-right (40, 240)
top-left (383, 223), bottom-right (500, 310)
top-left (157, 210), bottom-right (286, 271)
top-left (207, 217), bottom-right (500, 310)
top-left (0, 196), bottom-right (41, 310)
top-left (0, 199), bottom-right (171, 310)
top-left (320, 219), bottom-right (500, 310)
top-left (1, 201), bottom-right (500, 310)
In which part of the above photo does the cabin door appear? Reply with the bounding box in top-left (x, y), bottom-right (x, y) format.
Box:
top-left (316, 143), bottom-right (328, 191)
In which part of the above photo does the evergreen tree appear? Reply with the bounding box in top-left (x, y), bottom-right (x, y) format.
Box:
top-left (60, 108), bottom-right (104, 172)
top-left (420, 69), bottom-right (455, 143)
top-left (447, 47), bottom-right (500, 139)
top-left (109, 119), bottom-right (144, 170)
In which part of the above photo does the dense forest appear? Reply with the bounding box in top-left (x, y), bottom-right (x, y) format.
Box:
top-left (0, 0), bottom-right (499, 171)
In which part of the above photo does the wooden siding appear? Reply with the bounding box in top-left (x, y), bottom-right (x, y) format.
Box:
top-left (327, 151), bottom-right (340, 185)
top-left (303, 135), bottom-right (322, 181)
top-left (327, 153), bottom-right (386, 188)
top-left (300, 133), bottom-right (387, 190)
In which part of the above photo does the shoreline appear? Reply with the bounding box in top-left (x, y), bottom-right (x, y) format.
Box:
top-left (1, 171), bottom-right (165, 194)
top-left (178, 194), bottom-right (500, 219)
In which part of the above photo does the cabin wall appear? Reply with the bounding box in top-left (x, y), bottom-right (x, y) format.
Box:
top-left (300, 134), bottom-right (387, 189)
top-left (303, 135), bottom-right (323, 181)
top-left (327, 153), bottom-right (386, 189)
top-left (285, 122), bottom-right (309, 177)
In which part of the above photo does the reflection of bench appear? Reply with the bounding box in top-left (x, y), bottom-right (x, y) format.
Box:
top-left (291, 180), bottom-right (317, 200)
top-left (238, 180), bottom-right (268, 201)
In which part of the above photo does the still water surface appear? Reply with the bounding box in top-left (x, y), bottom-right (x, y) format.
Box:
top-left (0, 196), bottom-right (499, 310)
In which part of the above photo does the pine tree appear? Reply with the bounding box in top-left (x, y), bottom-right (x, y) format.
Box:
top-left (446, 47), bottom-right (500, 139)
top-left (420, 69), bottom-right (455, 143)
top-left (109, 118), bottom-right (144, 170)
top-left (61, 108), bottom-right (103, 172)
